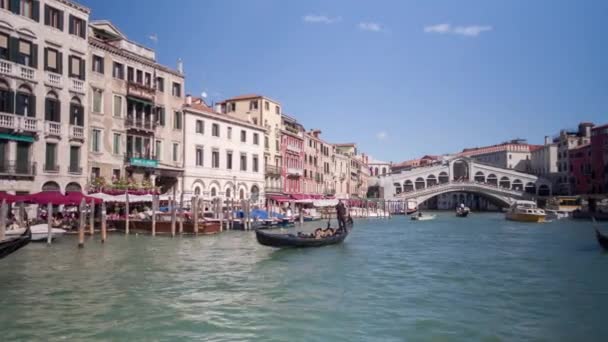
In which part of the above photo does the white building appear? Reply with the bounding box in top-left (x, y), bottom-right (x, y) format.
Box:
top-left (531, 136), bottom-right (558, 190)
top-left (1, 0), bottom-right (90, 194)
top-left (182, 97), bottom-right (265, 205)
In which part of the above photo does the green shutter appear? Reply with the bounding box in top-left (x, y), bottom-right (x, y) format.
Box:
top-left (10, 0), bottom-right (19, 15)
top-left (58, 10), bottom-right (64, 31)
top-left (9, 37), bottom-right (19, 63)
top-left (28, 95), bottom-right (36, 117)
top-left (32, 1), bottom-right (40, 22)
top-left (68, 56), bottom-right (72, 76)
top-left (7, 91), bottom-right (14, 113)
top-left (100, 56), bottom-right (104, 74)
top-left (68, 15), bottom-right (74, 35)
top-left (55, 100), bottom-right (61, 122)
top-left (31, 44), bottom-right (38, 68)
top-left (44, 5), bottom-right (50, 25)
top-left (43, 48), bottom-right (48, 71)
top-left (45, 98), bottom-right (51, 121)
top-left (80, 20), bottom-right (86, 39)
top-left (80, 59), bottom-right (85, 80)
top-left (57, 51), bottom-right (63, 74)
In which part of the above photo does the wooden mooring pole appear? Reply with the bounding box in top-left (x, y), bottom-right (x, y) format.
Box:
top-left (0, 199), bottom-right (6, 242)
top-left (151, 194), bottom-right (157, 237)
top-left (89, 199), bottom-right (95, 236)
top-left (78, 198), bottom-right (85, 248)
top-left (125, 192), bottom-right (130, 235)
top-left (46, 202), bottom-right (53, 244)
top-left (101, 201), bottom-right (107, 243)
top-left (192, 196), bottom-right (199, 235)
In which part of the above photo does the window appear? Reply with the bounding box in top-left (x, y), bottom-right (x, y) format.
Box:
top-left (230, 103), bottom-right (236, 112)
top-left (172, 82), bottom-right (181, 97)
top-left (113, 133), bottom-right (121, 155)
top-left (265, 101), bottom-right (269, 110)
top-left (173, 111), bottom-right (182, 130)
top-left (156, 77), bottom-right (164, 92)
top-left (69, 98), bottom-right (84, 125)
top-left (226, 151), bottom-right (233, 170)
top-left (144, 72), bottom-right (151, 87)
top-left (69, 55), bottom-right (84, 80)
top-left (195, 147), bottom-right (203, 166)
top-left (91, 167), bottom-right (101, 180)
top-left (44, 5), bottom-right (63, 30)
top-left (113, 95), bottom-right (123, 117)
top-left (212, 149), bottom-right (219, 168)
top-left (240, 153), bottom-right (247, 171)
top-left (92, 89), bottom-right (102, 113)
top-left (44, 47), bottom-right (60, 73)
top-left (155, 140), bottom-right (162, 160)
top-left (45, 143), bottom-right (57, 171)
top-left (69, 15), bottom-right (86, 39)
top-left (136, 70), bottom-right (143, 84)
top-left (253, 155), bottom-right (259, 172)
top-left (195, 120), bottom-right (204, 134)
top-left (45, 93), bottom-right (60, 122)
top-left (15, 88), bottom-right (34, 117)
top-left (0, 33), bottom-right (8, 60)
top-left (91, 129), bottom-right (101, 153)
top-left (20, 0), bottom-right (33, 19)
top-left (240, 130), bottom-right (246, 143)
top-left (92, 55), bottom-right (104, 74)
top-left (17, 39), bottom-right (34, 67)
top-left (265, 136), bottom-right (269, 149)
top-left (276, 139), bottom-right (279, 152)
top-left (253, 133), bottom-right (259, 145)
top-left (227, 127), bottom-right (232, 140)
top-left (112, 169), bottom-right (120, 180)
top-left (172, 143), bottom-right (179, 162)
top-left (275, 105), bottom-right (280, 114)
top-left (127, 66), bottom-right (134, 82)
top-left (212, 123), bottom-right (220, 137)
top-left (0, 0), bottom-right (9, 10)
top-left (69, 146), bottom-right (80, 172)
top-left (112, 62), bottom-right (124, 79)
top-left (156, 107), bottom-right (165, 126)
top-left (249, 100), bottom-right (258, 110)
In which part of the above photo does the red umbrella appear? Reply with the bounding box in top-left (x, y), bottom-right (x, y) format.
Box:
top-left (65, 191), bottom-right (102, 205)
top-left (0, 192), bottom-right (20, 204)
top-left (23, 191), bottom-right (71, 205)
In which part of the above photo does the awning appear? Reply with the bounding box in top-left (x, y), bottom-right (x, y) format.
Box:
top-left (268, 195), bottom-right (291, 202)
top-left (0, 133), bottom-right (35, 143)
top-left (290, 194), bottom-right (310, 200)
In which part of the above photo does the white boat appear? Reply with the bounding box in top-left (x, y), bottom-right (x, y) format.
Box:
top-left (505, 200), bottom-right (546, 223)
top-left (411, 213), bottom-right (436, 221)
top-left (545, 210), bottom-right (570, 220)
top-left (5, 224), bottom-right (67, 242)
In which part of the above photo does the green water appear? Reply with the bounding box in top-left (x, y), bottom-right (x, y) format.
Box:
top-left (1, 213), bottom-right (607, 341)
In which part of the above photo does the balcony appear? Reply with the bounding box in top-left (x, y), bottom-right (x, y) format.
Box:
top-left (44, 164), bottom-right (60, 173)
top-left (286, 144), bottom-right (302, 153)
top-left (0, 112), bottom-right (39, 134)
top-left (44, 121), bottom-right (62, 137)
top-left (46, 72), bottom-right (62, 88)
top-left (125, 117), bottom-right (156, 133)
top-left (69, 125), bottom-right (85, 141)
top-left (0, 60), bottom-right (36, 81)
top-left (0, 162), bottom-right (36, 178)
top-left (265, 164), bottom-right (281, 176)
top-left (125, 152), bottom-right (158, 168)
top-left (127, 81), bottom-right (155, 101)
top-left (70, 78), bottom-right (85, 93)
top-left (68, 165), bottom-right (83, 174)
top-left (287, 167), bottom-right (303, 177)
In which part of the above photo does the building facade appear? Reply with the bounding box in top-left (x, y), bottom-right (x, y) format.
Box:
top-left (87, 21), bottom-right (185, 193)
top-left (568, 143), bottom-right (592, 195)
top-left (183, 97), bottom-right (265, 205)
top-left (303, 129), bottom-right (335, 196)
top-left (457, 139), bottom-right (538, 173)
top-left (591, 124), bottom-right (608, 194)
top-left (1, 0), bottom-right (90, 194)
top-left (280, 114), bottom-right (303, 195)
top-left (555, 122), bottom-right (593, 195)
top-left (218, 94), bottom-right (283, 196)
top-left (335, 143), bottom-right (369, 198)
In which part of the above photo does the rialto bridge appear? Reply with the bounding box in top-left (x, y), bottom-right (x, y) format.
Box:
top-left (373, 157), bottom-right (552, 208)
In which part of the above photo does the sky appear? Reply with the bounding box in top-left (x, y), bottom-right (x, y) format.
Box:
top-left (79, 0), bottom-right (608, 163)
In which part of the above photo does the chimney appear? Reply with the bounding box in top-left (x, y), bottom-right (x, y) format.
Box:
top-left (544, 136), bottom-right (551, 145)
top-left (177, 58), bottom-right (184, 74)
top-left (185, 94), bottom-right (192, 106)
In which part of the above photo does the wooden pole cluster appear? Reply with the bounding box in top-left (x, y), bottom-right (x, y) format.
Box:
top-left (0, 199), bottom-right (6, 242)
top-left (78, 198), bottom-right (85, 248)
top-left (101, 201), bottom-right (107, 243)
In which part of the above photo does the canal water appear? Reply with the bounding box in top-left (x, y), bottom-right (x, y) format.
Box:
top-left (1, 213), bottom-right (607, 341)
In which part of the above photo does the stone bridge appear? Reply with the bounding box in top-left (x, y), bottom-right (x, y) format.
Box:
top-left (374, 157), bottom-right (552, 206)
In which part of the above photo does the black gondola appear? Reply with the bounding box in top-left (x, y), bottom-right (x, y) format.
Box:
top-left (595, 229), bottom-right (608, 251)
top-left (0, 227), bottom-right (31, 259)
top-left (255, 222), bottom-right (352, 248)
top-left (456, 208), bottom-right (470, 217)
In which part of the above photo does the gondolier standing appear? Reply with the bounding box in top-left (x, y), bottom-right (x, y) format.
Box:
top-left (336, 200), bottom-right (347, 230)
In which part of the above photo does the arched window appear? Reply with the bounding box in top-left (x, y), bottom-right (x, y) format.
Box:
top-left (70, 97), bottom-right (84, 126)
top-left (239, 189), bottom-right (245, 199)
top-left (474, 171), bottom-right (485, 183)
top-left (538, 184), bottom-right (551, 196)
top-left (65, 182), bottom-right (82, 193)
top-left (45, 91), bottom-right (61, 122)
top-left (225, 188), bottom-right (231, 198)
top-left (525, 182), bottom-right (536, 194)
top-left (0, 80), bottom-right (13, 113)
top-left (382, 167), bottom-right (387, 175)
top-left (394, 182), bottom-right (402, 194)
top-left (415, 177), bottom-right (425, 190)
top-left (427, 175), bottom-right (437, 187)
top-left (403, 180), bottom-right (414, 192)
top-left (250, 185), bottom-right (259, 201)
top-left (499, 177), bottom-right (511, 189)
top-left (42, 181), bottom-right (60, 192)
top-left (512, 179), bottom-right (523, 191)
top-left (210, 187), bottom-right (217, 197)
top-left (194, 187), bottom-right (201, 195)
top-left (487, 174), bottom-right (498, 186)
top-left (438, 172), bottom-right (449, 184)
top-left (16, 85), bottom-right (35, 117)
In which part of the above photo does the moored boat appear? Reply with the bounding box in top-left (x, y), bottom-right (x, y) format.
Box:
top-left (5, 224), bottom-right (66, 242)
top-left (0, 227), bottom-right (31, 259)
top-left (505, 200), bottom-right (546, 223)
top-left (411, 213), bottom-right (436, 221)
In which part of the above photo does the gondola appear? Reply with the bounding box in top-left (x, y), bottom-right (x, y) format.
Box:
top-left (593, 218), bottom-right (608, 251)
top-left (255, 221), bottom-right (352, 248)
top-left (0, 227), bottom-right (31, 259)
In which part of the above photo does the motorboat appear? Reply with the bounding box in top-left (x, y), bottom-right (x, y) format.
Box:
top-left (6, 224), bottom-right (67, 242)
top-left (505, 201), bottom-right (546, 223)
top-left (545, 210), bottom-right (570, 220)
top-left (411, 213), bottom-right (436, 221)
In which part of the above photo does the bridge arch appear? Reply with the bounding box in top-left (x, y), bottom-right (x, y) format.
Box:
top-left (487, 174), bottom-right (497, 186)
top-left (427, 174), bottom-right (437, 187)
top-left (417, 189), bottom-right (513, 209)
top-left (452, 159), bottom-right (470, 181)
top-left (474, 171), bottom-right (485, 183)
top-left (438, 172), bottom-right (449, 184)
top-left (415, 177), bottom-right (426, 190)
top-left (512, 179), bottom-right (523, 191)
top-left (403, 180), bottom-right (414, 192)
top-left (499, 176), bottom-right (511, 189)
top-left (394, 182), bottom-right (402, 194)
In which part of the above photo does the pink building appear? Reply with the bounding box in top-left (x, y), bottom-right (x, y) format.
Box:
top-left (281, 115), bottom-right (304, 195)
top-left (568, 144), bottom-right (592, 195)
top-left (591, 124), bottom-right (608, 194)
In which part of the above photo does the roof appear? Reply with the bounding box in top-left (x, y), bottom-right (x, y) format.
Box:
top-left (457, 142), bottom-right (541, 157)
top-left (218, 94), bottom-right (280, 104)
top-left (334, 143), bottom-right (357, 147)
top-left (183, 98), bottom-right (264, 131)
top-left (592, 123), bottom-right (608, 131)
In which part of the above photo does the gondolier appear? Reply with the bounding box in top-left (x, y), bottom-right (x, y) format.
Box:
top-left (336, 200), bottom-right (347, 229)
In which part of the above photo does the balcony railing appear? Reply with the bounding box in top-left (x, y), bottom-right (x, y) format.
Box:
top-left (44, 121), bottom-right (62, 137)
top-left (69, 125), bottom-right (85, 140)
top-left (0, 112), bottom-right (39, 133)
top-left (19, 65), bottom-right (35, 80)
top-left (68, 165), bottom-right (83, 174)
top-left (127, 81), bottom-right (155, 101)
top-left (264, 186), bottom-right (283, 193)
top-left (125, 117), bottom-right (156, 132)
top-left (0, 60), bottom-right (35, 81)
top-left (0, 161), bottom-right (36, 177)
top-left (287, 167), bottom-right (303, 177)
top-left (70, 78), bottom-right (85, 93)
top-left (265, 164), bottom-right (281, 175)
top-left (46, 72), bottom-right (62, 87)
top-left (286, 145), bottom-right (302, 153)
top-left (43, 164), bottom-right (60, 173)
top-left (0, 60), bottom-right (12, 76)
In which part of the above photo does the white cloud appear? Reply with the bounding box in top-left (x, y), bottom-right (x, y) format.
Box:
top-left (424, 23), bottom-right (492, 37)
top-left (303, 14), bottom-right (341, 24)
top-left (376, 131), bottom-right (388, 141)
top-left (148, 33), bottom-right (158, 43)
top-left (359, 22), bottom-right (385, 32)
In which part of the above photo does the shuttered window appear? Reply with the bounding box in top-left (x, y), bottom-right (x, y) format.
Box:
top-left (44, 47), bottom-right (60, 73)
top-left (0, 34), bottom-right (7, 60)
top-left (113, 95), bottom-right (122, 117)
top-left (69, 55), bottom-right (85, 79)
top-left (44, 5), bottom-right (63, 30)
top-left (45, 143), bottom-right (57, 171)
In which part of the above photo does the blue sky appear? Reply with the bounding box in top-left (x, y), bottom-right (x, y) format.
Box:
top-left (80, 0), bottom-right (608, 163)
